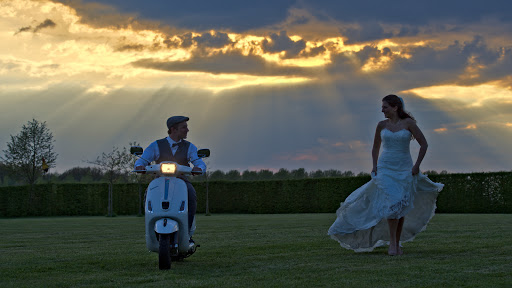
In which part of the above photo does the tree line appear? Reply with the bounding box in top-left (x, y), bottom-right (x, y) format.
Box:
top-left (0, 119), bottom-right (450, 188)
top-left (0, 162), bottom-right (450, 186)
top-left (0, 166), bottom-right (365, 185)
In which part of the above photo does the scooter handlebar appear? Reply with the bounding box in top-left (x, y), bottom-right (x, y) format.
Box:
top-left (132, 162), bottom-right (202, 177)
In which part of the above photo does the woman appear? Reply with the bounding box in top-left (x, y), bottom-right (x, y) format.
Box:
top-left (328, 94), bottom-right (443, 255)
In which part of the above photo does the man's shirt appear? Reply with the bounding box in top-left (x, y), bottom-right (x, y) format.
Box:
top-left (134, 136), bottom-right (206, 172)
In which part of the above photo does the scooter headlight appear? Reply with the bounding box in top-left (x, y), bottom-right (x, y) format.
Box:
top-left (160, 163), bottom-right (177, 175)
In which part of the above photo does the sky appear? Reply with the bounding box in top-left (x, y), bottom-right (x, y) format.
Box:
top-left (1, 0), bottom-right (512, 174)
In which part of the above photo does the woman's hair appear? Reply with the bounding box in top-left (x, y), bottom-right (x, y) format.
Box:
top-left (382, 94), bottom-right (415, 121)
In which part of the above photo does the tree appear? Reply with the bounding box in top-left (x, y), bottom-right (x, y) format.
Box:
top-left (242, 170), bottom-right (258, 181)
top-left (290, 168), bottom-right (307, 179)
top-left (423, 170), bottom-right (438, 175)
top-left (257, 169), bottom-right (274, 180)
top-left (274, 168), bottom-right (290, 180)
top-left (57, 166), bottom-right (107, 183)
top-left (1, 119), bottom-right (57, 189)
top-left (87, 146), bottom-right (132, 217)
top-left (225, 170), bottom-right (241, 181)
top-left (341, 170), bottom-right (355, 178)
top-left (58, 167), bottom-right (89, 182)
top-left (209, 170), bottom-right (226, 180)
top-left (310, 169), bottom-right (325, 178)
top-left (324, 169), bottom-right (342, 178)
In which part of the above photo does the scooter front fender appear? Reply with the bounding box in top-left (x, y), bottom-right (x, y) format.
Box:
top-left (154, 218), bottom-right (179, 234)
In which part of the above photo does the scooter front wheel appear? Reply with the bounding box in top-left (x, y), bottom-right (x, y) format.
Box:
top-left (158, 234), bottom-right (171, 270)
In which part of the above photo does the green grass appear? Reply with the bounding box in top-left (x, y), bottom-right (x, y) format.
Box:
top-left (1, 214), bottom-right (511, 288)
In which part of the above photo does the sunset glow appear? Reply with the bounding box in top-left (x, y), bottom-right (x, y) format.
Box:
top-left (405, 83), bottom-right (512, 107)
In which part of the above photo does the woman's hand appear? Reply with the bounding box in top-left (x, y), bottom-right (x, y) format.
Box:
top-left (412, 164), bottom-right (420, 175)
top-left (371, 167), bottom-right (377, 176)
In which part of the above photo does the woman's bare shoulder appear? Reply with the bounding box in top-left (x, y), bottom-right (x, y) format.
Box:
top-left (404, 117), bottom-right (417, 127)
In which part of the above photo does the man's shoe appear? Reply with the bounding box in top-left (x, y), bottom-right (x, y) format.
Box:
top-left (170, 244), bottom-right (179, 256)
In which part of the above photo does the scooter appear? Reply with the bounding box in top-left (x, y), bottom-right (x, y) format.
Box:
top-left (130, 146), bottom-right (210, 270)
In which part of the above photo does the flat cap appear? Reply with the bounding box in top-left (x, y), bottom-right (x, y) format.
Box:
top-left (166, 116), bottom-right (189, 130)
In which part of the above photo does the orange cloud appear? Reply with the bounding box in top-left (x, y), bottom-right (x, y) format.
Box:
top-left (461, 124), bottom-right (477, 130)
top-left (292, 154), bottom-right (319, 161)
top-left (434, 127), bottom-right (448, 133)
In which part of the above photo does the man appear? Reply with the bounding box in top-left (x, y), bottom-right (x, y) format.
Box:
top-left (135, 116), bottom-right (206, 245)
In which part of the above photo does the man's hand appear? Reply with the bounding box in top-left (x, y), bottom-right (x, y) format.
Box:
top-left (191, 167), bottom-right (202, 175)
top-left (135, 165), bottom-right (146, 174)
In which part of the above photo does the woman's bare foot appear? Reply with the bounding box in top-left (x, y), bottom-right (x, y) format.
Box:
top-left (397, 246), bottom-right (403, 255)
top-left (388, 245), bottom-right (398, 256)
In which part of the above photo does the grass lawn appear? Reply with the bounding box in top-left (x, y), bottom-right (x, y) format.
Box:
top-left (1, 214), bottom-right (511, 288)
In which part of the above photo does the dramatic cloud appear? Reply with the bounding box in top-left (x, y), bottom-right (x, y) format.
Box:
top-left (262, 31), bottom-right (306, 58)
top-left (131, 51), bottom-right (314, 77)
top-left (65, 0), bottom-right (512, 32)
top-left (340, 22), bottom-right (394, 44)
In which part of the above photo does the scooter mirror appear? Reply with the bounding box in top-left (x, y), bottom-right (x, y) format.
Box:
top-left (197, 149), bottom-right (210, 158)
top-left (130, 146), bottom-right (144, 156)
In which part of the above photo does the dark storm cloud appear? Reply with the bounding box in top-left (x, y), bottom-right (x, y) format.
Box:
top-left (354, 46), bottom-right (391, 63)
top-left (262, 31), bottom-right (306, 58)
top-left (396, 25), bottom-right (421, 37)
top-left (115, 31), bottom-right (234, 52)
top-left (14, 19), bottom-right (56, 35)
top-left (132, 51), bottom-right (313, 77)
top-left (193, 32), bottom-right (234, 48)
top-left (324, 36), bottom-right (512, 91)
top-left (300, 45), bottom-right (327, 58)
top-left (162, 32), bottom-right (234, 49)
top-left (70, 0), bottom-right (512, 33)
top-left (301, 0), bottom-right (512, 26)
top-left (482, 48), bottom-right (512, 81)
top-left (392, 36), bottom-right (512, 85)
top-left (340, 22), bottom-right (394, 44)
top-left (71, 0), bottom-right (297, 32)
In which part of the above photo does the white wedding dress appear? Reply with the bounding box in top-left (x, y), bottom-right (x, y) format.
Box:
top-left (328, 128), bottom-right (444, 252)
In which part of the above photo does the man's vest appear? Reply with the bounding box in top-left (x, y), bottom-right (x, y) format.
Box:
top-left (155, 138), bottom-right (191, 167)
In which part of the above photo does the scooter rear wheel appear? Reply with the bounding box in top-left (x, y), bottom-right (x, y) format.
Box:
top-left (158, 234), bottom-right (171, 270)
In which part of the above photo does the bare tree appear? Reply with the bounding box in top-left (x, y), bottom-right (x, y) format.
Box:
top-left (87, 146), bottom-right (132, 217)
top-left (1, 119), bottom-right (57, 190)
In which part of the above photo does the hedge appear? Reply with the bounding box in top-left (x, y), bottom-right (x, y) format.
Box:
top-left (0, 172), bottom-right (511, 217)
top-left (0, 183), bottom-right (142, 217)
